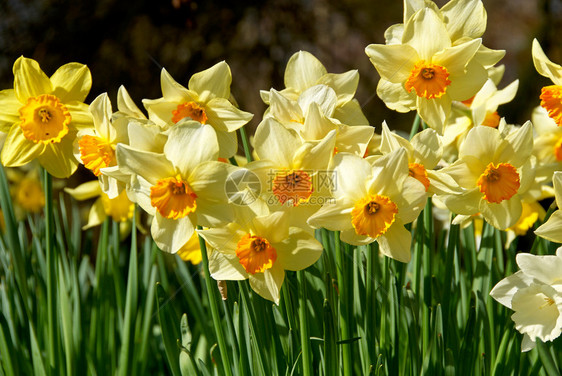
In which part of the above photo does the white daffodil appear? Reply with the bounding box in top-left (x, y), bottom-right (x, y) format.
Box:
top-left (490, 247), bottom-right (562, 351)
top-left (308, 148), bottom-right (426, 262)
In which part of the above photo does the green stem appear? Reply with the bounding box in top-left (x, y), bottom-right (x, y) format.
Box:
top-left (366, 243), bottom-right (378, 366)
top-left (44, 169), bottom-right (58, 371)
top-left (334, 232), bottom-right (352, 376)
top-left (197, 229), bottom-right (233, 376)
top-left (238, 125), bottom-right (253, 163)
top-left (409, 114), bottom-right (421, 140)
top-left (298, 270), bottom-right (312, 375)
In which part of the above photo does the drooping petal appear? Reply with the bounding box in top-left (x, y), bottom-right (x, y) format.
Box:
top-left (376, 80), bottom-right (416, 113)
top-left (479, 195), bottom-right (522, 230)
top-left (37, 136), bottom-right (79, 178)
top-left (151, 215), bottom-right (195, 254)
top-left (208, 251), bottom-right (248, 280)
top-left (1, 124), bottom-right (43, 167)
top-left (275, 228), bottom-right (323, 271)
top-left (377, 221), bottom-right (412, 263)
top-left (416, 95), bottom-right (451, 134)
top-left (249, 267), bottom-right (285, 305)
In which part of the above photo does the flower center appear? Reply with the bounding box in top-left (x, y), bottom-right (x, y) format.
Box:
top-left (477, 163), bottom-right (520, 204)
top-left (408, 163), bottom-right (430, 191)
top-left (100, 190), bottom-right (135, 223)
top-left (150, 175), bottom-right (197, 219)
top-left (78, 135), bottom-right (116, 176)
top-left (351, 195), bottom-right (398, 238)
top-left (171, 101), bottom-right (208, 124)
top-left (15, 177), bottom-right (45, 213)
top-left (554, 137), bottom-right (562, 162)
top-left (405, 61), bottom-right (451, 99)
top-left (481, 111), bottom-right (500, 128)
top-left (235, 234), bottom-right (277, 274)
top-left (18, 94), bottom-right (71, 144)
top-left (540, 85), bottom-right (562, 127)
top-left (541, 297), bottom-right (556, 309)
top-left (272, 169), bottom-right (313, 206)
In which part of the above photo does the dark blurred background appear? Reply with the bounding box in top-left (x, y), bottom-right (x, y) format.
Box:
top-left (1, 0), bottom-right (561, 134)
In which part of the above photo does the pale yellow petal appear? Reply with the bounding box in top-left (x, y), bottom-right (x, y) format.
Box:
top-left (83, 199), bottom-right (106, 230)
top-left (535, 211), bottom-right (562, 243)
top-left (284, 51), bottom-right (327, 92)
top-left (417, 95), bottom-right (451, 134)
top-left (446, 60), bottom-right (488, 101)
top-left (37, 136), bottom-right (79, 178)
top-left (532, 39), bottom-right (562, 85)
top-left (365, 44), bottom-right (418, 83)
top-left (160, 68), bottom-right (191, 100)
top-left (377, 221), bottom-right (412, 263)
top-left (208, 251), bottom-right (248, 280)
top-left (441, 0), bottom-right (487, 40)
top-left (411, 128), bottom-right (442, 168)
top-left (333, 99), bottom-right (370, 126)
top-left (376, 80), bottom-right (416, 113)
top-left (432, 38), bottom-right (481, 75)
top-left (249, 267), bottom-right (285, 304)
top-left (64, 180), bottom-right (102, 201)
top-left (275, 228), bottom-right (323, 271)
top-left (89, 93), bottom-right (114, 140)
top-left (479, 196), bottom-right (522, 230)
top-left (403, 7), bottom-right (451, 60)
top-left (254, 117), bottom-right (300, 167)
top-left (205, 97), bottom-right (253, 132)
top-left (1, 124), bottom-right (43, 167)
top-left (317, 70), bottom-right (359, 105)
top-left (188, 61), bottom-right (231, 103)
top-left (151, 215), bottom-right (195, 254)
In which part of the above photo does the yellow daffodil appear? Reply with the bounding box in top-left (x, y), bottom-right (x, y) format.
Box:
top-left (535, 171), bottom-right (562, 243)
top-left (5, 165), bottom-right (44, 218)
top-left (142, 62), bottom-right (253, 158)
top-left (65, 180), bottom-right (135, 232)
top-left (114, 121), bottom-right (236, 253)
top-left (308, 148), bottom-right (426, 262)
top-left (198, 207), bottom-right (323, 304)
top-left (379, 122), bottom-right (458, 195)
top-left (366, 7), bottom-right (487, 133)
top-left (176, 232), bottom-right (202, 265)
top-left (251, 117), bottom-right (336, 232)
top-left (0, 57), bottom-right (93, 178)
top-left (260, 51), bottom-right (369, 126)
top-left (440, 122), bottom-right (535, 229)
top-left (532, 39), bottom-right (562, 127)
top-left (490, 247), bottom-right (562, 352)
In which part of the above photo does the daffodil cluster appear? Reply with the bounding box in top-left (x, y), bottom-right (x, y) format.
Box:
top-left (0, 0), bottom-right (560, 319)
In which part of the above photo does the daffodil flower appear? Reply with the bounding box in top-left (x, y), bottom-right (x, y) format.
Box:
top-left (251, 117), bottom-right (336, 232)
top-left (142, 62), bottom-right (253, 158)
top-left (0, 57), bottom-right (93, 178)
top-left (6, 165), bottom-right (44, 217)
top-left (114, 121), bottom-right (236, 253)
top-left (532, 39), bottom-right (562, 127)
top-left (308, 148), bottom-right (426, 262)
top-left (440, 122), bottom-right (534, 229)
top-left (64, 180), bottom-right (134, 232)
top-left (379, 122), bottom-right (458, 195)
top-left (490, 247), bottom-right (562, 351)
top-left (365, 7), bottom-right (488, 133)
top-left (260, 51), bottom-right (369, 126)
top-left (443, 78), bottom-right (518, 160)
top-left (198, 208), bottom-right (323, 304)
top-left (535, 171), bottom-right (562, 243)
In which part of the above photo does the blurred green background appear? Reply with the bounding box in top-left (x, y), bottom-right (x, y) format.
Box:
top-left (1, 0), bottom-right (561, 134)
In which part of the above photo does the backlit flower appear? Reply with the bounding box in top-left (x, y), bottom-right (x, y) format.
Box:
top-left (198, 207), bottom-right (323, 304)
top-left (535, 171), bottom-right (562, 243)
top-left (440, 122), bottom-right (534, 229)
top-left (308, 148), bottom-right (426, 262)
top-left (0, 57), bottom-right (93, 177)
top-left (142, 62), bottom-right (253, 158)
